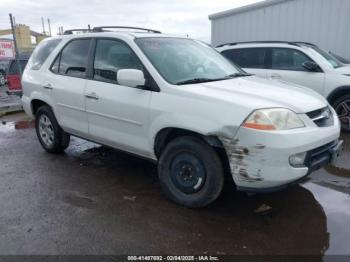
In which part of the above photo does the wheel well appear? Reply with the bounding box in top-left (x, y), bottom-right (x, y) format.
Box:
top-left (327, 86), bottom-right (350, 105)
top-left (154, 128), bottom-right (231, 176)
top-left (31, 100), bottom-right (49, 115)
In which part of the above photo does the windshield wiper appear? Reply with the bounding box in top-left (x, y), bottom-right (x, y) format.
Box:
top-left (176, 78), bottom-right (217, 85)
top-left (224, 73), bottom-right (253, 78)
top-left (176, 73), bottom-right (253, 85)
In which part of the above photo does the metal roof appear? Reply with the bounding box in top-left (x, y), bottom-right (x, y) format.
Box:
top-left (209, 0), bottom-right (295, 20)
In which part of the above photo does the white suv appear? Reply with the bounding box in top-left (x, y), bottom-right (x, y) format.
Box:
top-left (217, 41), bottom-right (350, 132)
top-left (22, 28), bottom-right (342, 208)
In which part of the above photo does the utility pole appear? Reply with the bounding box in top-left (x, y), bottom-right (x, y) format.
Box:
top-left (9, 13), bottom-right (22, 76)
top-left (48, 18), bottom-right (52, 36)
top-left (41, 17), bottom-right (46, 35)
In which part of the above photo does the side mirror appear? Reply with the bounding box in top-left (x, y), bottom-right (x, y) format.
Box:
top-left (302, 61), bottom-right (320, 72)
top-left (117, 69), bottom-right (145, 88)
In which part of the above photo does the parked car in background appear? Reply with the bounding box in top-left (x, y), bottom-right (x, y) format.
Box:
top-left (5, 58), bottom-right (28, 94)
top-left (217, 41), bottom-right (350, 132)
top-left (330, 52), bottom-right (350, 65)
top-left (21, 28), bottom-right (342, 208)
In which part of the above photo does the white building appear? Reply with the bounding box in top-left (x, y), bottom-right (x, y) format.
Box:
top-left (209, 0), bottom-right (350, 59)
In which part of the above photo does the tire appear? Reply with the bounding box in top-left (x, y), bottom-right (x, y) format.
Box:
top-left (0, 71), bottom-right (5, 86)
top-left (332, 94), bottom-right (350, 132)
top-left (35, 105), bottom-right (70, 153)
top-left (158, 136), bottom-right (224, 208)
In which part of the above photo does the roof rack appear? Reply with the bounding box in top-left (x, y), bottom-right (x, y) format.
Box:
top-left (216, 41), bottom-right (304, 48)
top-left (294, 42), bottom-right (317, 47)
top-left (216, 41), bottom-right (318, 48)
top-left (92, 26), bottom-right (161, 34)
top-left (63, 29), bottom-right (91, 35)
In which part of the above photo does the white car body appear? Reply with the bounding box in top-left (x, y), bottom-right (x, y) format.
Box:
top-left (22, 32), bottom-right (341, 196)
top-left (217, 42), bottom-right (350, 131)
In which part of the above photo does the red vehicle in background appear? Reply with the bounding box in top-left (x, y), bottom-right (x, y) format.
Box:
top-left (5, 58), bottom-right (28, 95)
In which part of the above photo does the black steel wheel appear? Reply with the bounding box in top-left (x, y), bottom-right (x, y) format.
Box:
top-left (158, 136), bottom-right (224, 208)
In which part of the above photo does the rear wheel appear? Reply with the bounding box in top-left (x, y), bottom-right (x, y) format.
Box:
top-left (158, 136), bottom-right (224, 208)
top-left (333, 94), bottom-right (350, 132)
top-left (0, 71), bottom-right (5, 86)
top-left (35, 105), bottom-right (70, 153)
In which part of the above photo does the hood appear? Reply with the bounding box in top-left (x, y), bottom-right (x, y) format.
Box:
top-left (186, 76), bottom-right (327, 113)
top-left (335, 65), bottom-right (350, 75)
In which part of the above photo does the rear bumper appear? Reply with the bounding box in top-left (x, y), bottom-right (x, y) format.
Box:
top-left (21, 95), bottom-right (34, 118)
top-left (219, 115), bottom-right (341, 192)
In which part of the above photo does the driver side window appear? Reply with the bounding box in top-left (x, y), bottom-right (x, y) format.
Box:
top-left (93, 39), bottom-right (143, 84)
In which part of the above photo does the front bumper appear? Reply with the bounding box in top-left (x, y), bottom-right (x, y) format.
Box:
top-left (219, 116), bottom-right (341, 193)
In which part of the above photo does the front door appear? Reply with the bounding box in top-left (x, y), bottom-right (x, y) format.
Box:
top-left (85, 38), bottom-right (152, 157)
top-left (266, 48), bottom-right (325, 94)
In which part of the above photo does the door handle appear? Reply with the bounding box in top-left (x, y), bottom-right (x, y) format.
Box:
top-left (85, 92), bottom-right (99, 100)
top-left (270, 74), bottom-right (281, 80)
top-left (43, 83), bottom-right (53, 90)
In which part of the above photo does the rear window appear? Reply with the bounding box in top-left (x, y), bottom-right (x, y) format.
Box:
top-left (8, 60), bottom-right (28, 74)
top-left (221, 48), bottom-right (266, 69)
top-left (29, 39), bottom-right (62, 70)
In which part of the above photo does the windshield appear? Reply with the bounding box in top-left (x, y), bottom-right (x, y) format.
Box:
top-left (309, 46), bottom-right (344, 69)
top-left (135, 37), bottom-right (244, 85)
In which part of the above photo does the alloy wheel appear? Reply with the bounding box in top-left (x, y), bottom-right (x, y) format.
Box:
top-left (38, 114), bottom-right (55, 147)
top-left (336, 100), bottom-right (350, 129)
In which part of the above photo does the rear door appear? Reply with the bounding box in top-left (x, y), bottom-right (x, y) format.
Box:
top-left (47, 38), bottom-right (92, 136)
top-left (85, 38), bottom-right (152, 157)
top-left (221, 48), bottom-right (268, 78)
top-left (266, 48), bottom-right (325, 94)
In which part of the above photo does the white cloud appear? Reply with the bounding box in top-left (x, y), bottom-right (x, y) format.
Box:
top-left (0, 0), bottom-right (264, 42)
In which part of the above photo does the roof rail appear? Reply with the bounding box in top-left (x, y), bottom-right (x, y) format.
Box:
top-left (92, 26), bottom-right (161, 34)
top-left (63, 29), bottom-right (91, 35)
top-left (294, 42), bottom-right (317, 47)
top-left (216, 41), bottom-right (304, 48)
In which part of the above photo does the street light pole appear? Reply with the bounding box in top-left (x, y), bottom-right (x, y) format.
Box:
top-left (9, 13), bottom-right (22, 76)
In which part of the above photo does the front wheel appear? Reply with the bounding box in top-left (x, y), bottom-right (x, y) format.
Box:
top-left (333, 94), bottom-right (350, 132)
top-left (35, 105), bottom-right (70, 153)
top-left (158, 136), bottom-right (224, 208)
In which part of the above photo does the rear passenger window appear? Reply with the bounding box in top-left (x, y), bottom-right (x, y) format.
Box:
top-left (271, 48), bottom-right (313, 71)
top-left (93, 39), bottom-right (143, 84)
top-left (54, 39), bottom-right (91, 78)
top-left (29, 39), bottom-right (61, 70)
top-left (222, 48), bottom-right (266, 69)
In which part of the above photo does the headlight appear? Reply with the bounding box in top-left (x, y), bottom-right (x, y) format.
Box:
top-left (243, 108), bottom-right (305, 131)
